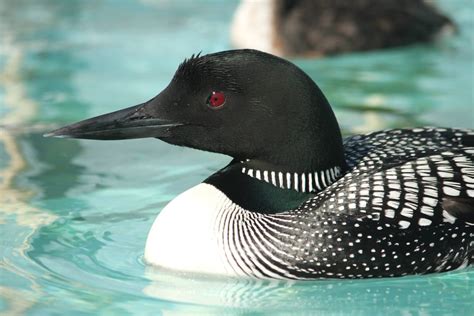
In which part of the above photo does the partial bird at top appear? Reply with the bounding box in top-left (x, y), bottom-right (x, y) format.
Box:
top-left (231, 0), bottom-right (455, 57)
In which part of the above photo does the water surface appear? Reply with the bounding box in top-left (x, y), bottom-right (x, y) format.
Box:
top-left (1, 0), bottom-right (473, 315)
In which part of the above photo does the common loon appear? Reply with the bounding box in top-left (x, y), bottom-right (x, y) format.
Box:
top-left (47, 49), bottom-right (473, 280)
top-left (231, 0), bottom-right (455, 57)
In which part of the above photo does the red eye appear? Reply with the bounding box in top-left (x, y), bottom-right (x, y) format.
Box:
top-left (207, 91), bottom-right (226, 108)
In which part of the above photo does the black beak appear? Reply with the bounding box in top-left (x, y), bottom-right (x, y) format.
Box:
top-left (45, 100), bottom-right (181, 140)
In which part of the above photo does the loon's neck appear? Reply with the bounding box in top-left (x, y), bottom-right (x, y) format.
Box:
top-left (204, 158), bottom-right (345, 214)
top-left (239, 159), bottom-right (343, 192)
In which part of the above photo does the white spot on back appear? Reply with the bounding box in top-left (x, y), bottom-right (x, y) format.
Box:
top-left (418, 218), bottom-right (432, 226)
top-left (443, 187), bottom-right (460, 196)
top-left (399, 220), bottom-right (411, 229)
top-left (442, 210), bottom-right (457, 224)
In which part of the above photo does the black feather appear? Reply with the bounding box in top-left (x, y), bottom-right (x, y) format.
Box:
top-left (442, 197), bottom-right (474, 224)
top-left (460, 133), bottom-right (474, 147)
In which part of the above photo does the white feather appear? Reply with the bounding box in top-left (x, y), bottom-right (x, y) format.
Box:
top-left (144, 183), bottom-right (240, 277)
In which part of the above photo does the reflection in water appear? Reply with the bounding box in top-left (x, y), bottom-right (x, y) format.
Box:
top-left (144, 267), bottom-right (474, 314)
top-left (0, 286), bottom-right (34, 316)
top-left (0, 0), bottom-right (89, 224)
top-left (352, 94), bottom-right (392, 132)
top-left (0, 35), bottom-right (56, 316)
top-left (0, 37), bottom-right (55, 226)
top-left (0, 42), bottom-right (37, 125)
top-left (0, 1), bottom-right (86, 314)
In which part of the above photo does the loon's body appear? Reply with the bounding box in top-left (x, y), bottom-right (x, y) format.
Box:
top-left (48, 49), bottom-right (474, 279)
top-left (146, 128), bottom-right (474, 279)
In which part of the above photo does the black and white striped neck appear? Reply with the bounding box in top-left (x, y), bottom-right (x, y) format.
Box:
top-left (205, 159), bottom-right (345, 214)
top-left (240, 160), bottom-right (343, 193)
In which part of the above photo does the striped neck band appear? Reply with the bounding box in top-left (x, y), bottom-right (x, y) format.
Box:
top-left (240, 164), bottom-right (342, 193)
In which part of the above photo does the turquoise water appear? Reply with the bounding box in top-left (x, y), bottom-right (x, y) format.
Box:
top-left (1, 0), bottom-right (473, 314)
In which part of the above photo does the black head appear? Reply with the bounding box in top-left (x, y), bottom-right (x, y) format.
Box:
top-left (47, 49), bottom-right (346, 173)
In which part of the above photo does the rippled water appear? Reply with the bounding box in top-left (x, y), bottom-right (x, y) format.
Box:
top-left (1, 0), bottom-right (473, 315)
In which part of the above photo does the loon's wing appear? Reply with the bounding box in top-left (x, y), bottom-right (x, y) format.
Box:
top-left (335, 128), bottom-right (474, 227)
top-left (259, 130), bottom-right (474, 278)
top-left (448, 131), bottom-right (474, 224)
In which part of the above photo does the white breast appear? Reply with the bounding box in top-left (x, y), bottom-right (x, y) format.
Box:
top-left (144, 183), bottom-right (240, 276)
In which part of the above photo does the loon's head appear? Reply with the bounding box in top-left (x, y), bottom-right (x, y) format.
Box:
top-left (48, 49), bottom-right (346, 173)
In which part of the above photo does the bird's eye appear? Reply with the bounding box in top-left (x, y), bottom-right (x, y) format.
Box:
top-left (207, 91), bottom-right (226, 109)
